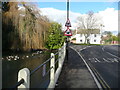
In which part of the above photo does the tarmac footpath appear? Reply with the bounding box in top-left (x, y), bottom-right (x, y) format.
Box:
top-left (55, 46), bottom-right (98, 89)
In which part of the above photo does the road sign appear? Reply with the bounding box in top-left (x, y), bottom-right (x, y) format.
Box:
top-left (65, 19), bottom-right (71, 27)
top-left (64, 28), bottom-right (72, 36)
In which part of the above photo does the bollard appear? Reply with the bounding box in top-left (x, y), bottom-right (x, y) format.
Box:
top-left (58, 48), bottom-right (62, 68)
top-left (47, 43), bottom-right (66, 90)
top-left (64, 43), bottom-right (66, 57)
top-left (48, 53), bottom-right (55, 88)
top-left (18, 68), bottom-right (30, 90)
top-left (50, 53), bottom-right (55, 83)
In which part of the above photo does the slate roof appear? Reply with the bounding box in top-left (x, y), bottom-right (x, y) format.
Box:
top-left (72, 29), bottom-right (100, 35)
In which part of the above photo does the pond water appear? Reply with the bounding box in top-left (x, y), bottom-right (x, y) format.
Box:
top-left (2, 51), bottom-right (53, 88)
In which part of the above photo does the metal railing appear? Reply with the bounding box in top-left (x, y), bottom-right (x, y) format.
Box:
top-left (13, 42), bottom-right (66, 89)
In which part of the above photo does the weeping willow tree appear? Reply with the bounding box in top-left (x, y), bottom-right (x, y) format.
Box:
top-left (2, 2), bottom-right (50, 51)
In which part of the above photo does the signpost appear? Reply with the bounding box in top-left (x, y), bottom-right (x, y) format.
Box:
top-left (64, 0), bottom-right (72, 61)
top-left (64, 27), bottom-right (72, 36)
top-left (65, 19), bottom-right (71, 27)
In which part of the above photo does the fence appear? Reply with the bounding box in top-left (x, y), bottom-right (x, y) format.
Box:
top-left (13, 42), bottom-right (66, 89)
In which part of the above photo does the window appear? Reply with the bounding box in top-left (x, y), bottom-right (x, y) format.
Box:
top-left (94, 34), bottom-right (97, 37)
top-left (80, 40), bottom-right (82, 42)
top-left (87, 39), bottom-right (89, 42)
top-left (94, 40), bottom-right (96, 42)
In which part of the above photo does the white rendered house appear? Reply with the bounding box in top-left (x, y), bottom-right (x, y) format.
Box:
top-left (76, 29), bottom-right (101, 44)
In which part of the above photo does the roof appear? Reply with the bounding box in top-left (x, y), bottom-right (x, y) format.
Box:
top-left (72, 29), bottom-right (100, 35)
top-left (77, 29), bottom-right (100, 34)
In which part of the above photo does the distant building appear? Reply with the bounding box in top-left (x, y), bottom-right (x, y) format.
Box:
top-left (71, 29), bottom-right (101, 44)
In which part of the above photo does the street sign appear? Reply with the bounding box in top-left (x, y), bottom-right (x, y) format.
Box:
top-left (65, 19), bottom-right (71, 27)
top-left (64, 28), bottom-right (72, 36)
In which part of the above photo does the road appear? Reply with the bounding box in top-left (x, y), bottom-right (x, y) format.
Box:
top-left (79, 45), bottom-right (120, 89)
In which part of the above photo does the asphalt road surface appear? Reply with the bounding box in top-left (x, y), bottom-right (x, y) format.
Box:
top-left (79, 45), bottom-right (120, 89)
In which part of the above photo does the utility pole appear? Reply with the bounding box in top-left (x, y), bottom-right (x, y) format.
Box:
top-left (66, 0), bottom-right (70, 61)
top-left (67, 0), bottom-right (69, 20)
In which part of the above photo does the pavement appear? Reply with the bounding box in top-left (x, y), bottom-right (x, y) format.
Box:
top-left (55, 45), bottom-right (98, 89)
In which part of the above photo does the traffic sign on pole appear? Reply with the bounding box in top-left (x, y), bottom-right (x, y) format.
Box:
top-left (65, 19), bottom-right (71, 27)
top-left (64, 27), bottom-right (72, 36)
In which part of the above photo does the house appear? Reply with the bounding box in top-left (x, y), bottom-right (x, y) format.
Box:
top-left (101, 34), bottom-right (119, 45)
top-left (75, 29), bottom-right (101, 44)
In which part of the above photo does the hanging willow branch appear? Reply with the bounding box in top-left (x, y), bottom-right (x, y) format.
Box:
top-left (2, 2), bottom-right (50, 51)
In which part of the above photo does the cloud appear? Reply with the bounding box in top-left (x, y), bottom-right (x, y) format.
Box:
top-left (40, 8), bottom-right (81, 30)
top-left (98, 8), bottom-right (118, 31)
top-left (40, 7), bottom-right (118, 32)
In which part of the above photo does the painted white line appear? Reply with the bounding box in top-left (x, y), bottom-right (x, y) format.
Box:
top-left (79, 46), bottom-right (92, 52)
top-left (102, 47), bottom-right (104, 52)
top-left (70, 46), bottom-right (102, 89)
top-left (106, 52), bottom-right (119, 59)
top-left (80, 49), bottom-right (82, 51)
top-left (102, 46), bottom-right (119, 59)
top-left (80, 47), bottom-right (87, 51)
top-left (107, 58), bottom-right (115, 63)
top-left (89, 58), bottom-right (96, 63)
top-left (88, 58), bottom-right (91, 60)
top-left (94, 61), bottom-right (97, 63)
top-left (113, 58), bottom-right (119, 63)
top-left (95, 58), bottom-right (101, 62)
top-left (103, 58), bottom-right (109, 62)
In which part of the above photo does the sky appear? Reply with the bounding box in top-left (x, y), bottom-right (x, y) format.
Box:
top-left (38, 2), bottom-right (118, 14)
top-left (34, 1), bottom-right (119, 34)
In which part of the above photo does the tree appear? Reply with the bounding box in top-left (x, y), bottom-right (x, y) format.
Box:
top-left (2, 2), bottom-right (50, 51)
top-left (101, 31), bottom-right (115, 44)
top-left (45, 22), bottom-right (64, 50)
top-left (118, 33), bottom-right (120, 42)
top-left (77, 11), bottom-right (102, 44)
top-left (112, 35), bottom-right (118, 41)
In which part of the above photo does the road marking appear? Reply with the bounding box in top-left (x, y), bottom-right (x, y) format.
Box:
top-left (103, 58), bottom-right (110, 62)
top-left (107, 58), bottom-right (119, 63)
top-left (80, 46), bottom-right (92, 52)
top-left (106, 52), bottom-right (119, 59)
top-left (90, 65), bottom-right (111, 89)
top-left (95, 58), bottom-right (101, 62)
top-left (107, 58), bottom-right (115, 62)
top-left (89, 58), bottom-right (97, 62)
top-left (102, 47), bottom-right (104, 52)
top-left (80, 47), bottom-right (87, 51)
top-left (70, 46), bottom-right (111, 89)
top-left (89, 58), bottom-right (119, 63)
top-left (113, 58), bottom-right (119, 63)
top-left (102, 46), bottom-right (119, 59)
top-left (70, 46), bottom-right (103, 89)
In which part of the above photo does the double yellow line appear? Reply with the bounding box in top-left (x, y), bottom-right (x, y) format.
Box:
top-left (70, 46), bottom-right (111, 90)
top-left (88, 63), bottom-right (111, 90)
